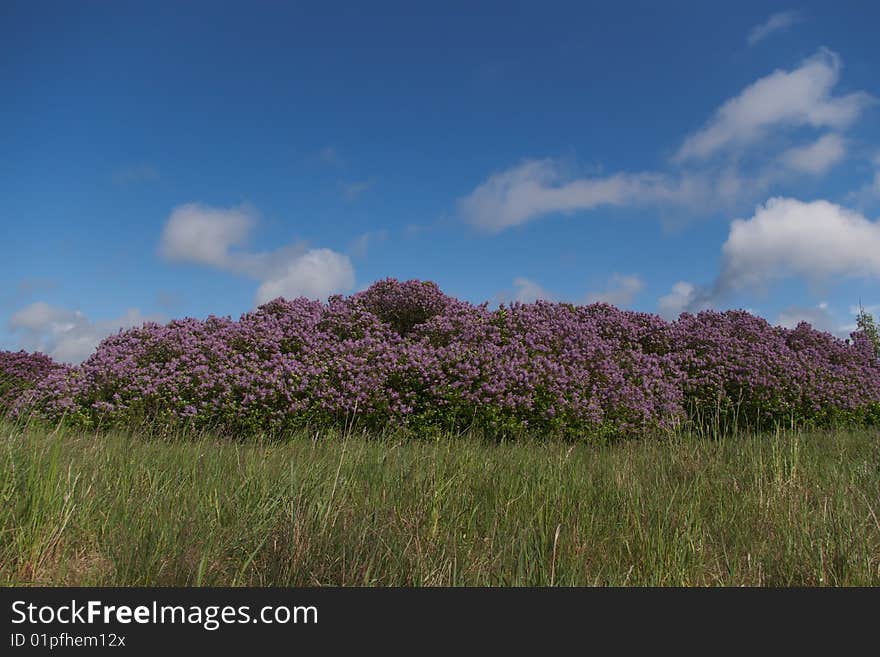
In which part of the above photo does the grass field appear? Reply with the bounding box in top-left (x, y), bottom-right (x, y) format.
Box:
top-left (2, 421), bottom-right (879, 586)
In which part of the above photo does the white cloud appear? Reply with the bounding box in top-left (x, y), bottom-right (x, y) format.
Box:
top-left (746, 11), bottom-right (802, 46)
top-left (510, 277), bottom-right (553, 303)
top-left (459, 159), bottom-right (693, 231)
top-left (778, 133), bottom-right (846, 175)
top-left (586, 274), bottom-right (644, 307)
top-left (653, 198), bottom-right (880, 317)
top-left (159, 203), bottom-right (256, 268)
top-left (459, 158), bottom-right (780, 232)
top-left (460, 51), bottom-right (872, 232)
top-left (159, 203), bottom-right (356, 304)
top-left (658, 281), bottom-right (702, 319)
top-left (719, 197), bottom-right (880, 293)
top-left (9, 303), bottom-right (155, 364)
top-left (9, 302), bottom-right (77, 333)
top-left (676, 49), bottom-right (873, 161)
top-left (255, 249), bottom-right (355, 304)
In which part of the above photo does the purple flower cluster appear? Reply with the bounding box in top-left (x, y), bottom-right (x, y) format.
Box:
top-left (0, 350), bottom-right (70, 415)
top-left (673, 310), bottom-right (880, 426)
top-left (7, 279), bottom-right (880, 436)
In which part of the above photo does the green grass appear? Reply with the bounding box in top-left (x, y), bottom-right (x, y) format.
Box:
top-left (1, 420), bottom-right (879, 586)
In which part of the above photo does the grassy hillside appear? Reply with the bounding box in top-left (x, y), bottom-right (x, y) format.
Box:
top-left (2, 422), bottom-right (879, 586)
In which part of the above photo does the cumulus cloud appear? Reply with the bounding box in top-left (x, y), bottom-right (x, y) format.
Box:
top-left (658, 198), bottom-right (880, 317)
top-left (676, 49), bottom-right (873, 161)
top-left (586, 274), bottom-right (644, 307)
top-left (746, 10), bottom-right (802, 46)
top-left (159, 203), bottom-right (355, 304)
top-left (255, 249), bottom-right (355, 304)
top-left (9, 302), bottom-right (156, 363)
top-left (159, 203), bottom-right (257, 269)
top-left (778, 133), bottom-right (847, 175)
top-left (718, 197), bottom-right (880, 293)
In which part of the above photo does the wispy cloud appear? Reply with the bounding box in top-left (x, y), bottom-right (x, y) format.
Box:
top-left (459, 50), bottom-right (873, 232)
top-left (774, 302), bottom-right (850, 337)
top-left (746, 10), bottom-right (802, 46)
top-left (511, 277), bottom-right (553, 303)
top-left (778, 133), bottom-right (847, 175)
top-left (850, 302), bottom-right (880, 316)
top-left (339, 178), bottom-right (375, 201)
top-left (847, 152), bottom-right (880, 207)
top-left (459, 159), bottom-right (694, 231)
top-left (347, 229), bottom-right (388, 259)
top-left (16, 278), bottom-right (58, 298)
top-left (676, 49), bottom-right (872, 161)
top-left (154, 290), bottom-right (182, 313)
top-left (316, 146), bottom-right (346, 168)
top-left (499, 274), bottom-right (643, 307)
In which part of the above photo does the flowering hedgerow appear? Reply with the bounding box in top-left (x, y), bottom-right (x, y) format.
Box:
top-left (5, 279), bottom-right (880, 437)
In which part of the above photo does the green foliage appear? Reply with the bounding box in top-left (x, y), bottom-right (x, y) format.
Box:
top-left (856, 305), bottom-right (880, 358)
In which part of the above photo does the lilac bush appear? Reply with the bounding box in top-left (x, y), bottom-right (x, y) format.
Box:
top-left (0, 350), bottom-right (69, 416)
top-left (671, 311), bottom-right (880, 428)
top-left (8, 279), bottom-right (880, 437)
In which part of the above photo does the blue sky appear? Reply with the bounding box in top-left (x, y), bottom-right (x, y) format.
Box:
top-left (2, 1), bottom-right (879, 362)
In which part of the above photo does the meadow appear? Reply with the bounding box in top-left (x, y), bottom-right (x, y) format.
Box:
top-left (2, 421), bottom-right (879, 586)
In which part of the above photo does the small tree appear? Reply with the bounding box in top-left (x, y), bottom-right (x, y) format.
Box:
top-left (856, 303), bottom-right (880, 359)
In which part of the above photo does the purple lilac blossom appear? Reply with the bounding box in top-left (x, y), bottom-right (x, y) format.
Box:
top-left (5, 279), bottom-right (880, 436)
